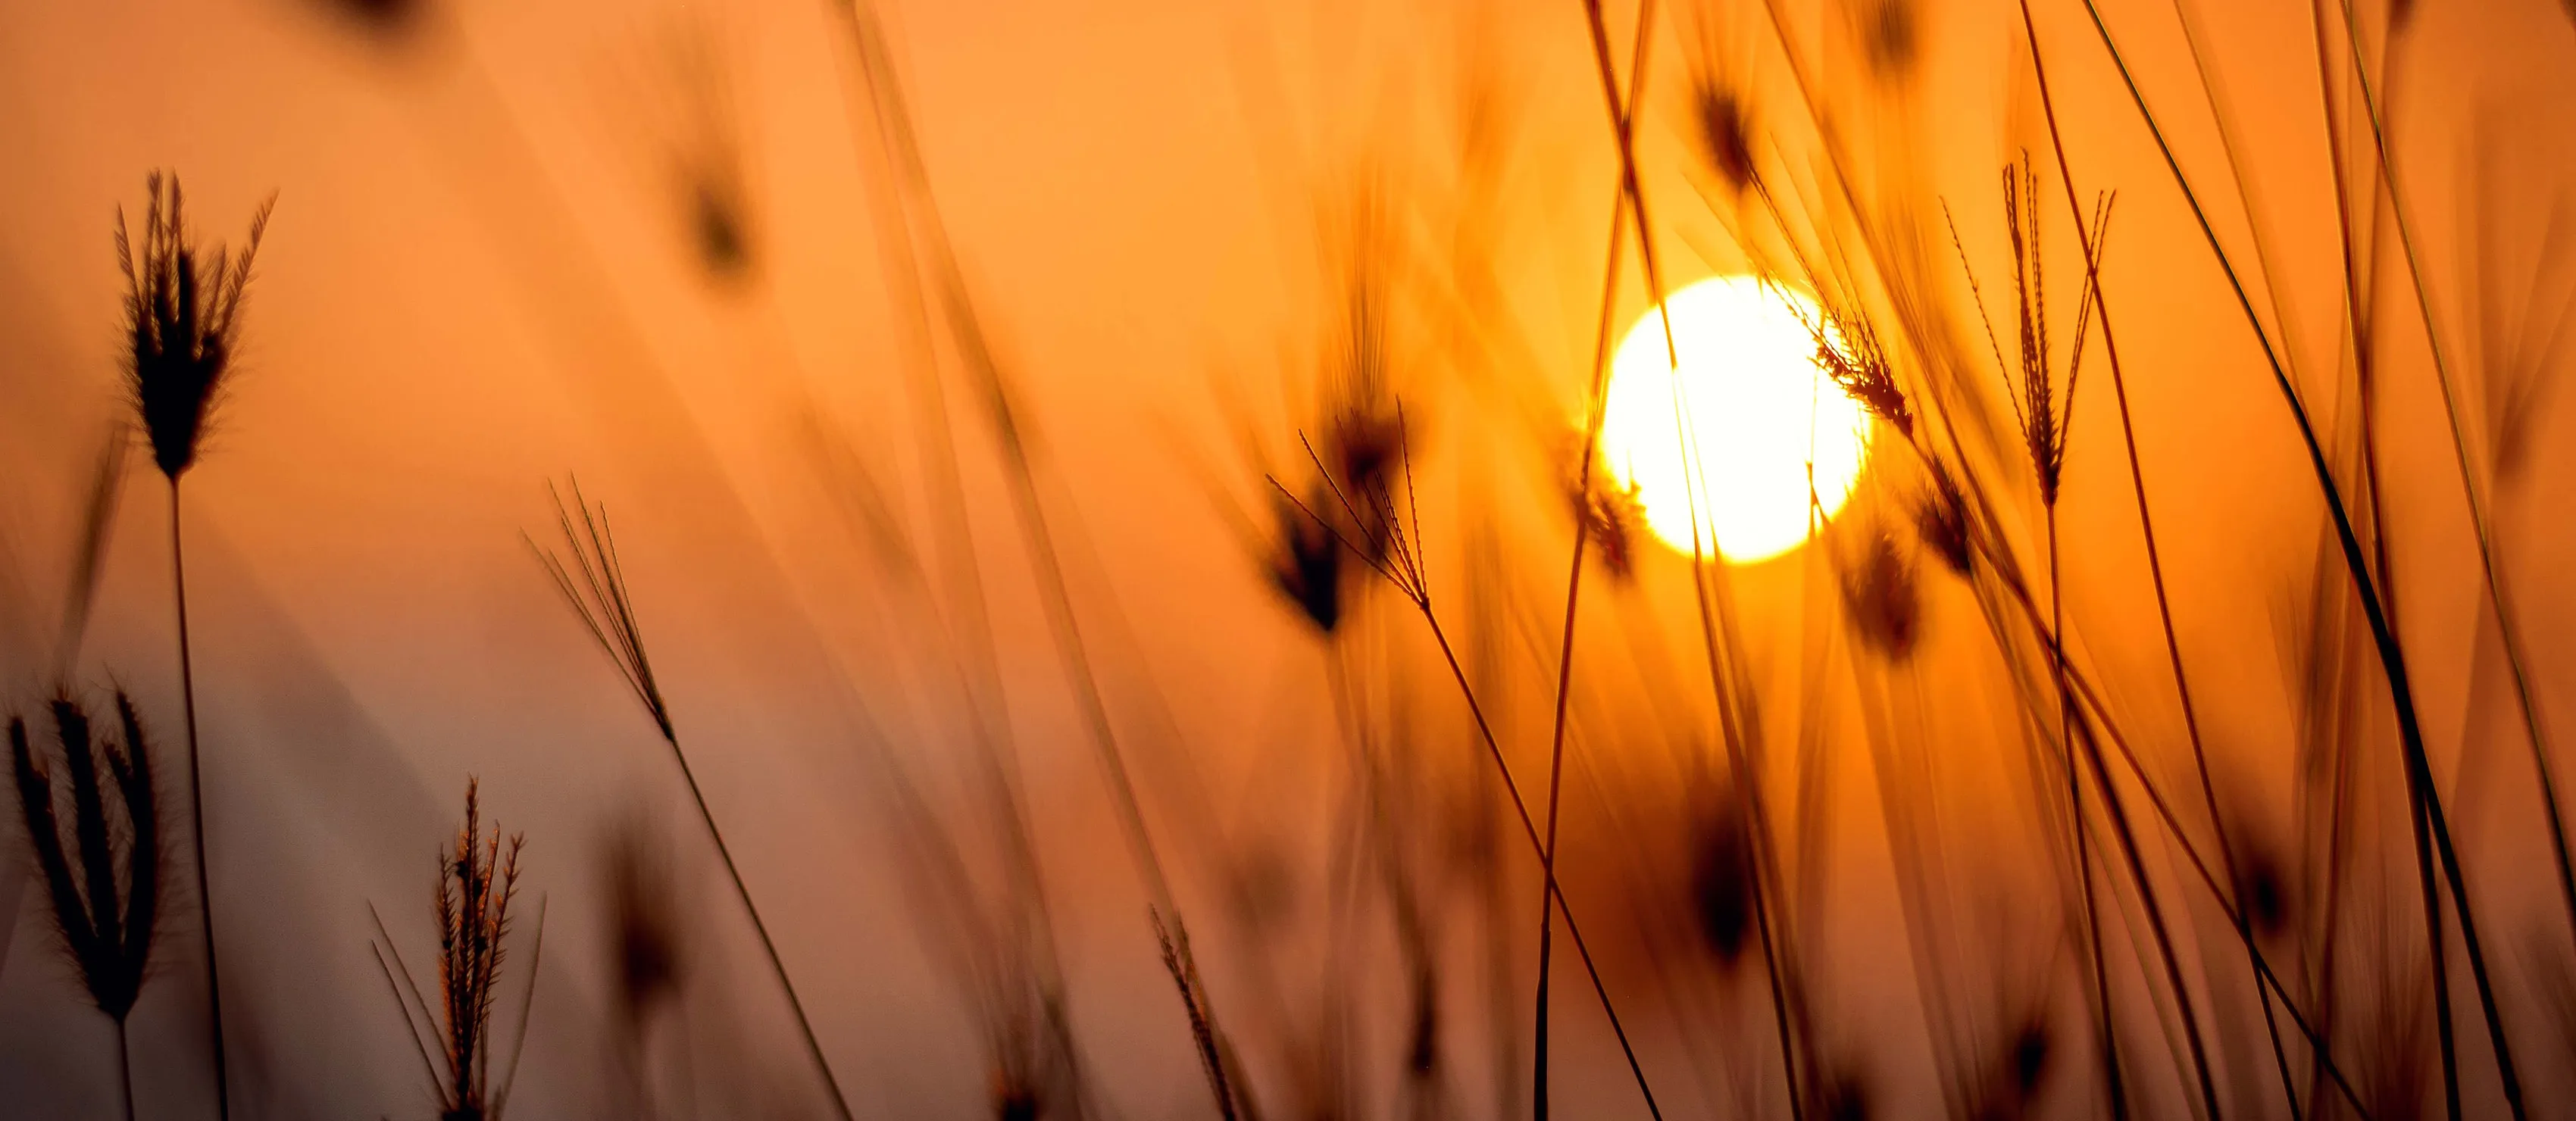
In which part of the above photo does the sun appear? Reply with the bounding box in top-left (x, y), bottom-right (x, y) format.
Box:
top-left (1596, 275), bottom-right (1874, 564)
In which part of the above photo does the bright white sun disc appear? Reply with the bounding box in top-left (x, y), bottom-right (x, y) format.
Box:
top-left (1598, 276), bottom-right (1873, 564)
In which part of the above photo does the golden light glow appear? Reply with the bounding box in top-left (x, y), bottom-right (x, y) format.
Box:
top-left (1597, 276), bottom-right (1873, 564)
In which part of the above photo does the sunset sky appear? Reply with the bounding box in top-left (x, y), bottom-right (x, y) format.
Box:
top-left (5, 0), bottom-right (2576, 1118)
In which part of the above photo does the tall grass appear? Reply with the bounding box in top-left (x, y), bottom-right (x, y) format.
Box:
top-left (367, 778), bottom-right (543, 1121)
top-left (9, 695), bottom-right (162, 1121)
top-left (13, 2), bottom-right (2576, 1119)
top-left (529, 482), bottom-right (858, 1121)
top-left (116, 172), bottom-right (272, 1121)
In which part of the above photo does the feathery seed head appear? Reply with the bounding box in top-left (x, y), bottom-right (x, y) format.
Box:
top-left (1689, 80), bottom-right (1758, 195)
top-left (654, 23), bottom-right (758, 287)
top-left (118, 173), bottom-right (274, 480)
top-left (2009, 1017), bottom-right (2050, 1098)
top-left (1841, 529), bottom-right (1921, 660)
top-left (8, 692), bottom-right (162, 1023)
top-left (1812, 1066), bottom-right (1874, 1121)
top-left (1860, 0), bottom-right (1919, 80)
top-left (1689, 795), bottom-right (1757, 966)
top-left (1323, 270), bottom-right (1405, 570)
top-left (1270, 487), bottom-right (1346, 632)
top-left (1809, 303), bottom-right (1914, 437)
top-left (1575, 473), bottom-right (1644, 583)
top-left (1952, 158), bottom-right (2109, 509)
top-left (1913, 461), bottom-right (1972, 576)
top-left (993, 1077), bottom-right (1043, 1121)
top-left (531, 479), bottom-right (674, 742)
top-left (310, 0), bottom-right (426, 39)
top-left (600, 813), bottom-right (688, 1023)
top-left (374, 778), bottom-right (534, 1121)
top-left (2221, 809), bottom-right (2294, 939)
top-left (1967, 1011), bottom-right (2053, 1121)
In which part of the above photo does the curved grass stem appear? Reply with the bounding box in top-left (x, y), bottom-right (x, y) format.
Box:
top-left (2332, 0), bottom-right (2576, 973)
top-left (1533, 5), bottom-right (1674, 1118)
top-left (2069, 5), bottom-right (2523, 1114)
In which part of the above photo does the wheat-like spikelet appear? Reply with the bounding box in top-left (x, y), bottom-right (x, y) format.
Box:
top-left (117, 173), bottom-right (272, 482)
top-left (371, 779), bottom-right (540, 1121)
top-left (10, 693), bottom-right (164, 1121)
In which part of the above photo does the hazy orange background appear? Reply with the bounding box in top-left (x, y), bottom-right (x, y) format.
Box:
top-left (4, 0), bottom-right (2575, 1117)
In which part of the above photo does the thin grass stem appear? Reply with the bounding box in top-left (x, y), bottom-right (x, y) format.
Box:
top-left (2068, 5), bottom-right (2521, 1114)
top-left (2334, 0), bottom-right (2576, 978)
top-left (114, 1018), bottom-right (134, 1121)
top-left (2034, 0), bottom-right (2306, 1107)
top-left (532, 489), bottom-right (854, 1121)
top-left (1536, 3), bottom-right (1673, 1116)
top-left (167, 480), bottom-right (232, 1121)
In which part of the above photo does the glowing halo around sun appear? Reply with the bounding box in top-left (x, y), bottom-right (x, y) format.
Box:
top-left (1597, 275), bottom-right (1874, 564)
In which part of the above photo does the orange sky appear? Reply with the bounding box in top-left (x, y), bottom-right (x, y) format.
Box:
top-left (4, 0), bottom-right (2576, 1117)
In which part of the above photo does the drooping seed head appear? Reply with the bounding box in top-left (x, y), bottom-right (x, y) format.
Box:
top-left (1812, 307), bottom-right (1914, 438)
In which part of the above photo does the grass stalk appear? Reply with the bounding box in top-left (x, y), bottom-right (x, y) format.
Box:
top-left (533, 490), bottom-right (855, 1121)
top-left (2332, 0), bottom-right (2576, 970)
top-left (2068, 5), bottom-right (2524, 1115)
top-left (1533, 5), bottom-right (1679, 1118)
top-left (1278, 428), bottom-right (1668, 1119)
top-left (1683, 511), bottom-right (1810, 1121)
top-left (1420, 610), bottom-right (1667, 1121)
top-left (1965, 511), bottom-right (2379, 1119)
top-left (830, 9), bottom-right (1251, 1112)
top-left (2046, 506), bottom-right (2131, 1121)
top-left (167, 480), bottom-right (233, 1121)
top-left (116, 1020), bottom-right (135, 1121)
top-left (2013, 4), bottom-right (2274, 1114)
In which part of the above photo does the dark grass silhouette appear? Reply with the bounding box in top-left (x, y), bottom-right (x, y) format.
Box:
top-left (116, 171), bottom-right (272, 1121)
top-left (528, 481), bottom-right (857, 1121)
top-left (368, 778), bottom-right (542, 1121)
top-left (9, 695), bottom-right (162, 1121)
top-left (11, 4), bottom-right (2576, 1119)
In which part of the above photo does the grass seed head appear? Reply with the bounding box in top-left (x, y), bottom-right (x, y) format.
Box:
top-left (1812, 306), bottom-right (1914, 438)
top-left (1913, 461), bottom-right (1973, 577)
top-left (1811, 1065), bottom-right (1873, 1121)
top-left (1841, 529), bottom-right (1921, 660)
top-left (1688, 80), bottom-right (1758, 195)
top-left (1576, 473), bottom-right (1644, 583)
top-left (1860, 0), bottom-right (1919, 80)
top-left (1689, 795), bottom-right (1757, 966)
top-left (371, 778), bottom-right (533, 1121)
top-left (8, 693), bottom-right (162, 1023)
top-left (1270, 487), bottom-right (1346, 632)
top-left (117, 173), bottom-right (274, 481)
top-left (600, 812), bottom-right (687, 1023)
top-left (1968, 1011), bottom-right (2053, 1121)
